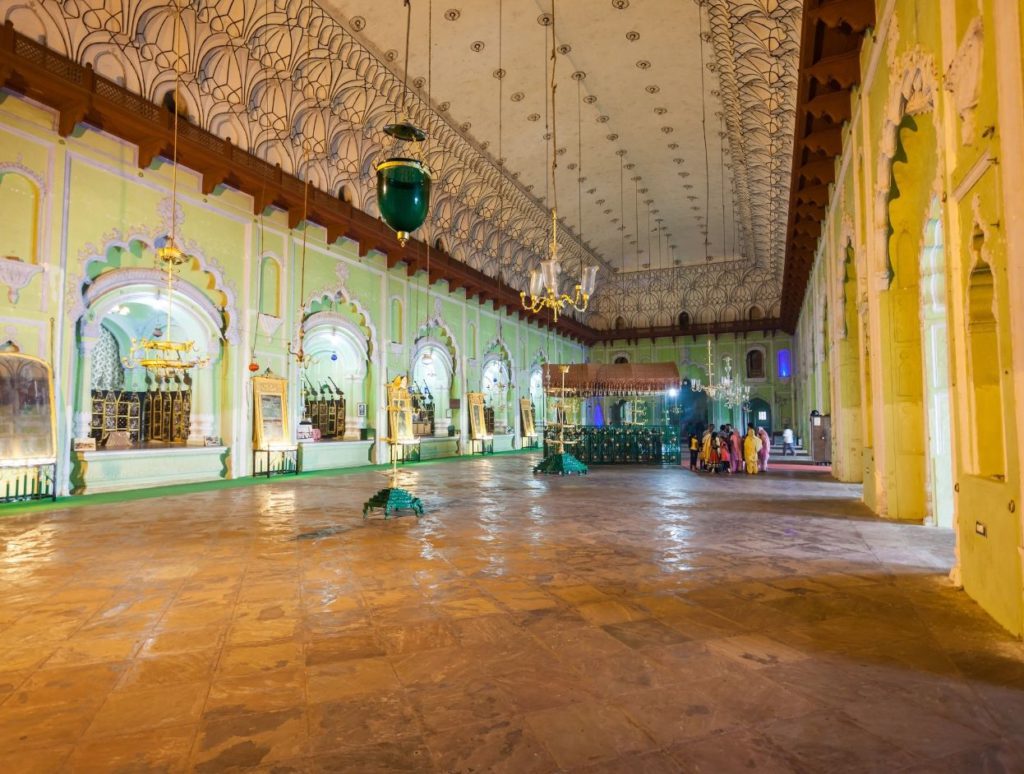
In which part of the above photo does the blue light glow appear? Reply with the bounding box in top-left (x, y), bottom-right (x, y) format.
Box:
top-left (777, 348), bottom-right (791, 378)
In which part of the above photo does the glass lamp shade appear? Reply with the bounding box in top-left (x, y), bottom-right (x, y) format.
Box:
top-left (580, 264), bottom-right (598, 296)
top-left (540, 259), bottom-right (561, 293)
top-left (528, 269), bottom-right (544, 297)
top-left (376, 158), bottom-right (431, 245)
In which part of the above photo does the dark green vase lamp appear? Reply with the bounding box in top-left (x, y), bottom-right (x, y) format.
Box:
top-left (376, 122), bottom-right (431, 247)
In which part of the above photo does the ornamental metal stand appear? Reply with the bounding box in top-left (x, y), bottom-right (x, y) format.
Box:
top-left (534, 366), bottom-right (588, 476)
top-left (363, 377), bottom-right (424, 518)
top-left (362, 441), bottom-right (424, 519)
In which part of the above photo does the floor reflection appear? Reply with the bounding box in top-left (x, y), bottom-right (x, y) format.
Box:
top-left (0, 456), bottom-right (1021, 771)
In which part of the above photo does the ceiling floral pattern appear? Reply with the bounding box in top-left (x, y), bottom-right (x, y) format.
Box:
top-left (7, 0), bottom-right (800, 330)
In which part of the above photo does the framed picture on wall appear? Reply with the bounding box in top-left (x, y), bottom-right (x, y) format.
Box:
top-left (357, 402), bottom-right (367, 418)
top-left (520, 398), bottom-right (536, 438)
top-left (467, 392), bottom-right (490, 440)
top-left (0, 352), bottom-right (57, 463)
top-left (252, 374), bottom-right (289, 450)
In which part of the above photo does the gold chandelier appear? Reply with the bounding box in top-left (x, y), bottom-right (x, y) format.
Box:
top-left (520, 0), bottom-right (597, 322)
top-left (122, 7), bottom-right (208, 378)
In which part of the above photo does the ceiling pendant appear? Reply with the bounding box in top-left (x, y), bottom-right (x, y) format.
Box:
top-left (122, 8), bottom-right (208, 379)
top-left (520, 0), bottom-right (598, 322)
top-left (375, 2), bottom-right (431, 247)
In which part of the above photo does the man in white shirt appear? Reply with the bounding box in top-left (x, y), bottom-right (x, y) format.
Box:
top-left (782, 425), bottom-right (795, 456)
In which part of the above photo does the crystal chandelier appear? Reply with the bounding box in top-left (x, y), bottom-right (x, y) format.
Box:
top-left (690, 339), bottom-right (750, 409)
top-left (122, 7), bottom-right (209, 378)
top-left (520, 0), bottom-right (598, 322)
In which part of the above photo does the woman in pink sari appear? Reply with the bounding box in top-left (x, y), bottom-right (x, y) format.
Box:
top-left (757, 426), bottom-right (771, 471)
top-left (730, 426), bottom-right (743, 473)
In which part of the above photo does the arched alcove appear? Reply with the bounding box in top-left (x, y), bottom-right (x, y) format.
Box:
top-left (301, 311), bottom-right (370, 440)
top-left (79, 270), bottom-right (225, 448)
top-left (745, 347), bottom-right (766, 380)
top-left (259, 256), bottom-right (281, 317)
top-left (411, 336), bottom-right (455, 437)
top-left (966, 251), bottom-right (1004, 478)
top-left (390, 297), bottom-right (403, 344)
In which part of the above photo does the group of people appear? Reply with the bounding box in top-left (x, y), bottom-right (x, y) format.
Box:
top-left (687, 423), bottom-right (771, 475)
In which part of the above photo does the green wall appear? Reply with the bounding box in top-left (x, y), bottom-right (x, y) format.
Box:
top-left (0, 93), bottom-right (584, 496)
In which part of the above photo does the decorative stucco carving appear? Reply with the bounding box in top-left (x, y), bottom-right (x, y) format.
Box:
top-left (873, 48), bottom-right (940, 287)
top-left (3, 0), bottom-right (799, 331)
top-left (944, 17), bottom-right (984, 146)
top-left (301, 260), bottom-right (378, 360)
top-left (0, 257), bottom-right (43, 303)
top-left (72, 231), bottom-right (241, 344)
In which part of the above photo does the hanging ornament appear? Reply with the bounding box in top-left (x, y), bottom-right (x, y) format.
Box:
top-left (249, 362), bottom-right (260, 373)
top-left (374, 3), bottom-right (431, 247)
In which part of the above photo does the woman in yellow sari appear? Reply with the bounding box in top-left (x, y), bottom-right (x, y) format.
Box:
top-left (743, 423), bottom-right (762, 475)
top-left (699, 425), bottom-right (713, 471)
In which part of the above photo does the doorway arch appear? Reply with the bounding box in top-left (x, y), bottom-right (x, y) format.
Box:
top-left (748, 397), bottom-right (772, 436)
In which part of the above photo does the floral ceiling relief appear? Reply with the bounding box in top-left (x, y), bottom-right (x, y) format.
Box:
top-left (7, 0), bottom-right (800, 331)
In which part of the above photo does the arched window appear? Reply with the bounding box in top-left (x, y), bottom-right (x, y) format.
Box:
top-left (748, 305), bottom-right (764, 321)
top-left (746, 348), bottom-right (765, 379)
top-left (614, 355), bottom-right (629, 365)
top-left (677, 311), bottom-right (690, 328)
top-left (258, 257), bottom-right (280, 317)
top-left (776, 348), bottom-right (791, 379)
top-left (614, 315), bottom-right (626, 330)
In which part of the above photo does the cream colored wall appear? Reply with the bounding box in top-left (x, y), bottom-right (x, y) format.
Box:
top-left (795, 0), bottom-right (1024, 634)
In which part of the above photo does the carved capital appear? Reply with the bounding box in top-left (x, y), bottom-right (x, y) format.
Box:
top-left (0, 257), bottom-right (43, 303)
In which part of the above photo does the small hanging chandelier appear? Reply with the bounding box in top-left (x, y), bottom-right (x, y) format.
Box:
top-left (375, 1), bottom-right (431, 247)
top-left (690, 339), bottom-right (750, 409)
top-left (122, 7), bottom-right (209, 379)
top-left (520, 0), bottom-right (597, 322)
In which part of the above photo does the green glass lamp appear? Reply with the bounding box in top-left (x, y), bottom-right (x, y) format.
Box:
top-left (376, 122), bottom-right (431, 247)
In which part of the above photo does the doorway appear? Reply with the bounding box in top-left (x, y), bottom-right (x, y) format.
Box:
top-left (920, 197), bottom-right (955, 528)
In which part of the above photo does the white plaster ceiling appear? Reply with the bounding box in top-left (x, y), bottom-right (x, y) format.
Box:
top-left (319, 0), bottom-right (797, 275)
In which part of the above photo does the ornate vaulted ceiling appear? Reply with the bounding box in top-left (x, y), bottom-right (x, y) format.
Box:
top-left (3, 0), bottom-right (803, 332)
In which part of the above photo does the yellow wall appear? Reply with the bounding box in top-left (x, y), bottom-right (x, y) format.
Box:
top-left (796, 0), bottom-right (1024, 634)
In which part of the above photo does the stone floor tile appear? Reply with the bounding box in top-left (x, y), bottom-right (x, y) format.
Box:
top-left (66, 722), bottom-right (196, 773)
top-left (425, 715), bottom-right (559, 773)
top-left (0, 745), bottom-right (74, 773)
top-left (192, 706), bottom-right (308, 772)
top-left (0, 456), bottom-right (1021, 770)
top-left (83, 681), bottom-right (207, 738)
top-left (4, 661), bottom-right (126, 711)
top-left (205, 667), bottom-right (306, 716)
top-left (525, 701), bottom-right (656, 769)
top-left (666, 728), bottom-right (807, 773)
top-left (305, 656), bottom-right (402, 703)
top-left (218, 640), bottom-right (304, 677)
top-left (307, 692), bottom-right (421, 753)
top-left (304, 739), bottom-right (435, 772)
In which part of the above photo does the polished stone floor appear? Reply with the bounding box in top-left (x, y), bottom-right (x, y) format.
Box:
top-left (1, 455), bottom-right (1023, 773)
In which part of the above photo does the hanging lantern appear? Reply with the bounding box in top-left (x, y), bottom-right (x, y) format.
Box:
top-left (376, 123), bottom-right (431, 247)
